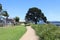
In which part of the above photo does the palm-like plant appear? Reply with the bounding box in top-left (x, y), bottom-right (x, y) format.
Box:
top-left (3, 11), bottom-right (9, 19)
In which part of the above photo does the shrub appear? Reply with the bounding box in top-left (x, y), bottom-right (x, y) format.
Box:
top-left (31, 24), bottom-right (60, 40)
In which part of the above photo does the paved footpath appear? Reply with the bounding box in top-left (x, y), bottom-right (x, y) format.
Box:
top-left (19, 26), bottom-right (39, 40)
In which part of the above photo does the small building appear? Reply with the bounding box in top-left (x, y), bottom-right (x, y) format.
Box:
top-left (6, 18), bottom-right (15, 25)
top-left (0, 16), bottom-right (15, 27)
top-left (20, 20), bottom-right (26, 25)
top-left (0, 16), bottom-right (6, 26)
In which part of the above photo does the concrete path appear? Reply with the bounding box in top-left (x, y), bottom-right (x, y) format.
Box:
top-left (19, 26), bottom-right (39, 40)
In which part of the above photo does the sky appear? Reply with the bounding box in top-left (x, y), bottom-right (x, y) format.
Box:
top-left (0, 0), bottom-right (60, 21)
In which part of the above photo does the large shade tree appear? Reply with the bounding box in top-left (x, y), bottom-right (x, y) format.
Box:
top-left (25, 7), bottom-right (47, 24)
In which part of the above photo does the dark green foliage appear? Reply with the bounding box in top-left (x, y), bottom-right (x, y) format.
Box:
top-left (0, 4), bottom-right (9, 18)
top-left (25, 7), bottom-right (47, 24)
top-left (46, 21), bottom-right (50, 24)
top-left (0, 4), bottom-right (2, 10)
top-left (14, 16), bottom-right (20, 22)
top-left (31, 24), bottom-right (60, 40)
top-left (3, 11), bottom-right (9, 18)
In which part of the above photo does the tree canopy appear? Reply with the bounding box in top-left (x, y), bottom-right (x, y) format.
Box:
top-left (14, 16), bottom-right (20, 22)
top-left (3, 11), bottom-right (9, 18)
top-left (25, 7), bottom-right (47, 24)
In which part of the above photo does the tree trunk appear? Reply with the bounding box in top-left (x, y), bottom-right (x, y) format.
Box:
top-left (35, 21), bottom-right (37, 24)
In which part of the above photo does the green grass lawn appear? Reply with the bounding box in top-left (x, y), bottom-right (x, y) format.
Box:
top-left (0, 25), bottom-right (26, 40)
top-left (31, 24), bottom-right (60, 40)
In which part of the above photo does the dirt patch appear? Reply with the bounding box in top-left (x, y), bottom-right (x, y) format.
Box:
top-left (19, 26), bottom-right (39, 40)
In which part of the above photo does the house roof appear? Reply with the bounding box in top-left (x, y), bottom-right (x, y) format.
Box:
top-left (6, 19), bottom-right (12, 21)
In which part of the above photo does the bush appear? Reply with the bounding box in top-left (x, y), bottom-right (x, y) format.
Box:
top-left (31, 24), bottom-right (60, 40)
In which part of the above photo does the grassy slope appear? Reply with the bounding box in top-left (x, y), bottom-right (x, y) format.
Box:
top-left (31, 24), bottom-right (60, 40)
top-left (0, 25), bottom-right (26, 40)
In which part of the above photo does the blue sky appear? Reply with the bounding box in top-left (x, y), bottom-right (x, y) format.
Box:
top-left (0, 0), bottom-right (60, 21)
